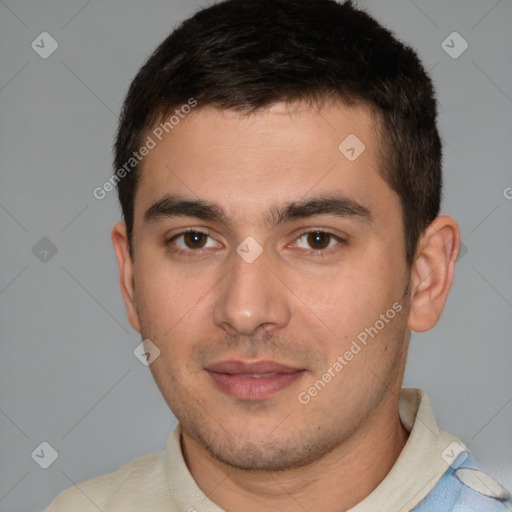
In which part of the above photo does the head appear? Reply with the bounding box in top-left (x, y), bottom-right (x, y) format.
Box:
top-left (111, 0), bottom-right (460, 471)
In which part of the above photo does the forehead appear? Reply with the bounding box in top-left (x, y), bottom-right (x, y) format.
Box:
top-left (133, 100), bottom-right (397, 228)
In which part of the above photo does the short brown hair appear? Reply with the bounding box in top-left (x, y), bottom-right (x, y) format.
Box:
top-left (114, 0), bottom-right (442, 267)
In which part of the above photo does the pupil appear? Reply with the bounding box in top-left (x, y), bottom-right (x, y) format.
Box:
top-left (185, 232), bottom-right (206, 248)
top-left (308, 232), bottom-right (329, 249)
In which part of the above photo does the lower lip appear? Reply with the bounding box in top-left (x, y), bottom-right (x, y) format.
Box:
top-left (207, 371), bottom-right (305, 400)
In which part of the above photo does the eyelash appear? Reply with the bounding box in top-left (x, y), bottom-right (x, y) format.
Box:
top-left (293, 231), bottom-right (348, 254)
top-left (166, 228), bottom-right (219, 253)
top-left (165, 228), bottom-right (348, 256)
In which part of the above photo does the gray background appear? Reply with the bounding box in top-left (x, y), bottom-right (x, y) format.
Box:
top-left (1, 0), bottom-right (511, 510)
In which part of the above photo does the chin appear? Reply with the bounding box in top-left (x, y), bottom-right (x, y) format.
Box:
top-left (192, 424), bottom-right (340, 472)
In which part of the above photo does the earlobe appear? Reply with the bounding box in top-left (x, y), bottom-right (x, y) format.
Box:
top-left (111, 222), bottom-right (141, 333)
top-left (408, 215), bottom-right (460, 332)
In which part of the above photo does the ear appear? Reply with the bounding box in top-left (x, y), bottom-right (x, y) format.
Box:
top-left (111, 222), bottom-right (141, 333)
top-left (408, 215), bottom-right (461, 332)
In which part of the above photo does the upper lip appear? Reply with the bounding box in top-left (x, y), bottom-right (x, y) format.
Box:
top-left (205, 360), bottom-right (303, 375)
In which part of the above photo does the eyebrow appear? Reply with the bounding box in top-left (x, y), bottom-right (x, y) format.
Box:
top-left (144, 196), bottom-right (225, 224)
top-left (272, 195), bottom-right (372, 225)
top-left (144, 193), bottom-right (373, 226)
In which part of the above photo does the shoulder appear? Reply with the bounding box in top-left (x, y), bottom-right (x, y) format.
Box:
top-left (413, 452), bottom-right (512, 512)
top-left (42, 451), bottom-right (166, 511)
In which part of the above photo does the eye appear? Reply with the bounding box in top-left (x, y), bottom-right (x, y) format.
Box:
top-left (295, 231), bottom-right (345, 251)
top-left (169, 230), bottom-right (221, 251)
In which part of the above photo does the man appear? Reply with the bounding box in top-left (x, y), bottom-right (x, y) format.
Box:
top-left (44, 0), bottom-right (511, 510)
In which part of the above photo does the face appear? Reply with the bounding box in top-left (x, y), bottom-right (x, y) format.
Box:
top-left (115, 101), bottom-right (414, 471)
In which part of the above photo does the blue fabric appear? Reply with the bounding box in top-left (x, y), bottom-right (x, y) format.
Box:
top-left (412, 453), bottom-right (511, 511)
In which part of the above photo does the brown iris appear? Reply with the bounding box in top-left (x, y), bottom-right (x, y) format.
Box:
top-left (183, 231), bottom-right (208, 249)
top-left (307, 232), bottom-right (332, 249)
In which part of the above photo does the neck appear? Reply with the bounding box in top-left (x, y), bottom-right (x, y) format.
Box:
top-left (181, 388), bottom-right (409, 512)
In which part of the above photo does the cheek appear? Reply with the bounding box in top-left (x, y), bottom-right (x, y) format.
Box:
top-left (133, 259), bottom-right (216, 369)
top-left (134, 254), bottom-right (207, 327)
top-left (304, 257), bottom-right (404, 345)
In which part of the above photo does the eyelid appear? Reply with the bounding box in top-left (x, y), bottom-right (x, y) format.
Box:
top-left (289, 228), bottom-right (348, 245)
top-left (165, 227), bottom-right (348, 254)
top-left (166, 227), bottom-right (223, 252)
top-left (168, 227), bottom-right (210, 237)
top-left (284, 230), bottom-right (348, 259)
top-left (167, 226), bottom-right (210, 240)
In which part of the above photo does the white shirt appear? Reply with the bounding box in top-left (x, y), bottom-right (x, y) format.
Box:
top-left (43, 388), bottom-right (469, 511)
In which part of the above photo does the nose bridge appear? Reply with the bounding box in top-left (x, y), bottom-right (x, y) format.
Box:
top-left (213, 248), bottom-right (291, 335)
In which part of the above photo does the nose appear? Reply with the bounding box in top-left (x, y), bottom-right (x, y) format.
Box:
top-left (213, 248), bottom-right (292, 336)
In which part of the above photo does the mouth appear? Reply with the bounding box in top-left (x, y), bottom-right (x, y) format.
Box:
top-left (205, 360), bottom-right (306, 400)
